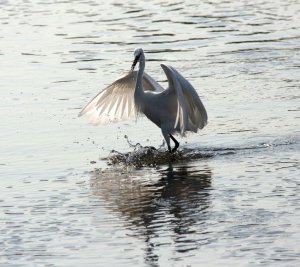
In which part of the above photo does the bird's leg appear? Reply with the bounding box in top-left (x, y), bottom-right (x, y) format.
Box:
top-left (162, 131), bottom-right (172, 153)
top-left (169, 134), bottom-right (179, 153)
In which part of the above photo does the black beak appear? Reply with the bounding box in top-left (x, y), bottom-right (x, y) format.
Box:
top-left (131, 55), bottom-right (140, 71)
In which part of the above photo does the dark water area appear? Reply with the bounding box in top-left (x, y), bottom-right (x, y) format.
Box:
top-left (0, 0), bottom-right (299, 266)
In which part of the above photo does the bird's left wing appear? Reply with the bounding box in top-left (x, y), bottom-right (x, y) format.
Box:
top-left (142, 72), bottom-right (164, 92)
top-left (79, 71), bottom-right (162, 125)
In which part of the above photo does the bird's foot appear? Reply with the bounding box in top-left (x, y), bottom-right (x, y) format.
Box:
top-left (167, 144), bottom-right (179, 153)
top-left (171, 147), bottom-right (178, 153)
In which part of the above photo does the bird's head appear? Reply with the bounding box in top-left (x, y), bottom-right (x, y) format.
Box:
top-left (131, 48), bottom-right (144, 71)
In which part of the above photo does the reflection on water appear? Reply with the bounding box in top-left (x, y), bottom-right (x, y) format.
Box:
top-left (90, 164), bottom-right (212, 264)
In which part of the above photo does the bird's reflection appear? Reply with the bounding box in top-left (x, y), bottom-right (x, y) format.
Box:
top-left (90, 163), bottom-right (212, 266)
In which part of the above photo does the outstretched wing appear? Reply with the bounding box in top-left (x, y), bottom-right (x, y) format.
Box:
top-left (161, 64), bottom-right (208, 135)
top-left (79, 71), bottom-right (163, 125)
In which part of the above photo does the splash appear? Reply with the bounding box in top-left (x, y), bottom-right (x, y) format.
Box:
top-left (105, 135), bottom-right (212, 167)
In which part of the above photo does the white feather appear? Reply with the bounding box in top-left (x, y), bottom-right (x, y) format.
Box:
top-left (79, 71), bottom-right (163, 125)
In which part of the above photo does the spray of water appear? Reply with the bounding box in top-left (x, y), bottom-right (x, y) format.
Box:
top-left (105, 135), bottom-right (212, 167)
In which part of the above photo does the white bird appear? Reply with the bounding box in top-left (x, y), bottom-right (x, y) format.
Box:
top-left (79, 48), bottom-right (207, 153)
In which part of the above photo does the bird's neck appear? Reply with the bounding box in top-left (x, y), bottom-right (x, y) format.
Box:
top-left (134, 54), bottom-right (145, 112)
top-left (136, 54), bottom-right (145, 86)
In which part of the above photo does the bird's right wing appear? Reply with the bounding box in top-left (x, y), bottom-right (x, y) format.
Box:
top-left (161, 64), bottom-right (208, 135)
top-left (78, 71), bottom-right (163, 125)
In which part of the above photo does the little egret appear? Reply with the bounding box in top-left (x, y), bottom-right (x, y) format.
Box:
top-left (79, 48), bottom-right (208, 152)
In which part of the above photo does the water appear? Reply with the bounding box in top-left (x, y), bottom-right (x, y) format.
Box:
top-left (1, 0), bottom-right (300, 266)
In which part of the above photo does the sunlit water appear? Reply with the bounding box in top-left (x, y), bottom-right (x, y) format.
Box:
top-left (1, 0), bottom-right (300, 266)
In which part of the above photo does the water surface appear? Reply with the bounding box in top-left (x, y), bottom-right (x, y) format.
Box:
top-left (1, 0), bottom-right (300, 266)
